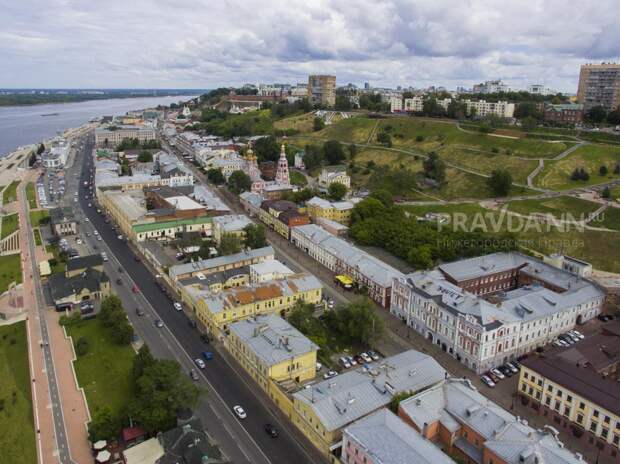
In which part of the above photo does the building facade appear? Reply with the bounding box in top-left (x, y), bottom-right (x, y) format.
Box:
top-left (543, 103), bottom-right (584, 125)
top-left (463, 100), bottom-right (515, 118)
top-left (308, 75), bottom-right (336, 107)
top-left (577, 63), bottom-right (620, 111)
top-left (306, 196), bottom-right (355, 225)
top-left (94, 125), bottom-right (156, 147)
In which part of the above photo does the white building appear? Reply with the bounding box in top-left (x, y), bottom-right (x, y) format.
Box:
top-left (404, 96), bottom-right (424, 112)
top-left (318, 166), bottom-right (350, 190)
top-left (390, 96), bottom-right (403, 113)
top-left (196, 149), bottom-right (245, 179)
top-left (390, 252), bottom-right (605, 374)
top-left (463, 99), bottom-right (515, 118)
top-left (249, 259), bottom-right (294, 283)
top-left (94, 125), bottom-right (156, 147)
top-left (156, 151), bottom-right (194, 187)
top-left (41, 137), bottom-right (70, 168)
top-left (528, 84), bottom-right (554, 96)
top-left (473, 80), bottom-right (509, 94)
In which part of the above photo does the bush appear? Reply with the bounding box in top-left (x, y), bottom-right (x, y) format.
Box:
top-left (415, 135), bottom-right (424, 142)
top-left (491, 147), bottom-right (499, 154)
top-left (599, 165), bottom-right (608, 176)
top-left (76, 336), bottom-right (89, 356)
top-left (59, 312), bottom-right (81, 327)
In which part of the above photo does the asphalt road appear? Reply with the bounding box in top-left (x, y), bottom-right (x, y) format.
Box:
top-left (70, 135), bottom-right (322, 464)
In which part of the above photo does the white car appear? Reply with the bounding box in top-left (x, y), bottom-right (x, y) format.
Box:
top-left (85, 218), bottom-right (90, 222)
top-left (76, 239), bottom-right (83, 244)
top-left (481, 375), bottom-right (496, 388)
top-left (93, 230), bottom-right (99, 235)
top-left (490, 368), bottom-right (505, 380)
top-left (339, 357), bottom-right (351, 369)
top-left (97, 236), bottom-right (102, 241)
top-left (568, 330), bottom-right (584, 340)
top-left (173, 302), bottom-right (183, 311)
top-left (195, 358), bottom-right (205, 369)
top-left (360, 352), bottom-right (372, 363)
top-left (233, 405), bottom-right (247, 419)
top-left (323, 370), bottom-right (338, 379)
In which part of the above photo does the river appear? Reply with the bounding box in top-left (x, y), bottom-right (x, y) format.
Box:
top-left (0, 94), bottom-right (199, 156)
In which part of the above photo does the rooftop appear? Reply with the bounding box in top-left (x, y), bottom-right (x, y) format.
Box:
top-left (65, 254), bottom-right (103, 272)
top-left (249, 259), bottom-right (294, 277)
top-left (228, 314), bottom-right (318, 367)
top-left (169, 246), bottom-right (274, 279)
top-left (212, 214), bottom-right (253, 232)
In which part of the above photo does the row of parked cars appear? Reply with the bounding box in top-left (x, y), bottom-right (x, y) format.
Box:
top-left (338, 351), bottom-right (381, 370)
top-left (480, 360), bottom-right (521, 388)
top-left (552, 329), bottom-right (584, 347)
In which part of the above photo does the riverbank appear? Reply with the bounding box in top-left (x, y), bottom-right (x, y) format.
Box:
top-left (0, 92), bottom-right (201, 107)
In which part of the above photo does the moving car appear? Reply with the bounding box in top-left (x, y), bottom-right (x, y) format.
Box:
top-left (135, 308), bottom-right (145, 316)
top-left (173, 302), bottom-right (183, 311)
top-left (132, 285), bottom-right (139, 294)
top-left (195, 358), bottom-right (206, 369)
top-left (155, 320), bottom-right (164, 328)
top-left (481, 375), bottom-right (496, 388)
top-left (264, 424), bottom-right (278, 438)
top-left (202, 351), bottom-right (213, 361)
top-left (115, 278), bottom-right (123, 285)
top-left (233, 405), bottom-right (246, 419)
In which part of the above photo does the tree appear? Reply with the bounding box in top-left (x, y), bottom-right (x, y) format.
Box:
top-left (227, 170), bottom-right (252, 194)
top-left (422, 97), bottom-right (443, 117)
top-left (585, 105), bottom-right (607, 124)
top-left (514, 102), bottom-right (542, 121)
top-left (521, 116), bottom-right (538, 132)
top-left (303, 144), bottom-right (325, 171)
top-left (335, 95), bottom-right (353, 111)
top-left (99, 296), bottom-right (124, 327)
top-left (133, 345), bottom-right (156, 381)
top-left (599, 165), bottom-right (609, 176)
top-left (130, 359), bottom-right (201, 434)
top-left (254, 136), bottom-right (279, 162)
top-left (328, 182), bottom-right (347, 201)
top-left (88, 406), bottom-right (120, 442)
top-left (323, 298), bottom-right (384, 346)
top-left (206, 168), bottom-right (225, 185)
top-left (446, 100), bottom-right (467, 119)
top-left (350, 198), bottom-right (386, 224)
top-left (76, 337), bottom-right (89, 356)
top-left (348, 143), bottom-right (357, 161)
top-left (570, 168), bottom-right (590, 181)
top-left (218, 233), bottom-right (242, 256)
top-left (607, 109), bottom-right (620, 125)
top-left (313, 117), bottom-right (325, 131)
top-left (422, 152), bottom-right (446, 183)
top-left (601, 186), bottom-right (611, 199)
top-left (487, 169), bottom-right (513, 197)
top-left (112, 320), bottom-right (134, 345)
top-left (615, 164), bottom-right (620, 175)
top-left (369, 189), bottom-right (393, 207)
top-left (323, 140), bottom-right (345, 165)
top-left (407, 244), bottom-right (434, 269)
top-left (137, 150), bottom-right (153, 162)
top-left (376, 132), bottom-right (392, 147)
top-left (243, 224), bottom-right (266, 249)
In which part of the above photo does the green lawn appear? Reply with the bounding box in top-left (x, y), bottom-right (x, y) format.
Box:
top-left (535, 144), bottom-right (620, 190)
top-left (2, 181), bottom-right (20, 205)
top-left (290, 170), bottom-right (308, 186)
top-left (0, 321), bottom-right (36, 464)
top-left (29, 210), bottom-right (49, 227)
top-left (66, 318), bottom-right (135, 418)
top-left (506, 196), bottom-right (601, 221)
top-left (1, 213), bottom-right (19, 239)
top-left (25, 183), bottom-right (36, 209)
top-left (273, 112), bottom-right (316, 133)
top-left (0, 254), bottom-right (22, 293)
top-left (318, 116), bottom-right (378, 144)
top-left (594, 206), bottom-right (620, 231)
top-left (33, 229), bottom-right (42, 246)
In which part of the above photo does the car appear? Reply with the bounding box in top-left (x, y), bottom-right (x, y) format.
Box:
top-left (558, 334), bottom-right (575, 345)
top-left (354, 355), bottom-right (364, 365)
top-left (487, 371), bottom-right (500, 383)
top-left (597, 314), bottom-right (614, 322)
top-left (116, 278), bottom-right (123, 285)
top-left (481, 375), bottom-right (496, 388)
top-left (490, 368), bottom-right (505, 380)
top-left (118, 235), bottom-right (124, 240)
top-left (507, 361), bottom-right (520, 373)
top-left (498, 365), bottom-right (513, 377)
top-left (190, 369), bottom-right (199, 381)
top-left (339, 357), bottom-right (351, 369)
top-left (323, 370), bottom-right (338, 379)
top-left (85, 218), bottom-right (90, 222)
top-left (360, 352), bottom-right (372, 363)
top-left (565, 332), bottom-right (580, 342)
top-left (188, 319), bottom-right (197, 328)
top-left (202, 351), bottom-right (213, 361)
top-left (88, 203), bottom-right (92, 207)
top-left (74, 198), bottom-right (78, 202)
top-left (195, 358), bottom-right (206, 369)
top-left (135, 308), bottom-right (145, 316)
top-left (316, 362), bottom-right (322, 371)
top-left (346, 356), bottom-right (357, 366)
top-left (367, 350), bottom-right (380, 361)
top-left (86, 232), bottom-right (91, 237)
top-left (173, 302), bottom-right (183, 311)
top-left (553, 339), bottom-right (569, 347)
top-left (200, 334), bottom-right (211, 344)
top-left (233, 405), bottom-right (246, 419)
top-left (93, 230), bottom-right (99, 236)
top-left (264, 424), bottom-right (278, 438)
top-left (569, 330), bottom-right (584, 340)
top-left (155, 320), bottom-right (164, 328)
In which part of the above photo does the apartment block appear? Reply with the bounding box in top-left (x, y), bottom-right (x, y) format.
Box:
top-left (390, 252), bottom-right (605, 373)
top-left (318, 166), bottom-right (351, 190)
top-left (306, 196), bottom-right (356, 225)
top-left (308, 75), bottom-right (336, 107)
top-left (257, 200), bottom-right (310, 239)
top-left (463, 100), bottom-right (515, 118)
top-left (577, 63), bottom-right (620, 111)
top-left (94, 124), bottom-right (156, 147)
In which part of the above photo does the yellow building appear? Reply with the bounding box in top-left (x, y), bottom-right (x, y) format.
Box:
top-left (187, 273), bottom-right (323, 336)
top-left (227, 314), bottom-right (318, 391)
top-left (212, 214), bottom-right (253, 244)
top-left (306, 196), bottom-right (355, 225)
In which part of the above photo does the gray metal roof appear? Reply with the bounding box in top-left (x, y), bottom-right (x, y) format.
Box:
top-left (293, 350), bottom-right (445, 432)
top-left (169, 246), bottom-right (274, 278)
top-left (344, 409), bottom-right (456, 464)
top-left (228, 314), bottom-right (318, 367)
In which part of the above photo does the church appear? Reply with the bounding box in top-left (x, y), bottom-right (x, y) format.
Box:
top-left (245, 143), bottom-right (294, 200)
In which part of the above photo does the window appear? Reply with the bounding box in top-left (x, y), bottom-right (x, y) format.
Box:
top-left (594, 410), bottom-right (600, 418)
top-left (579, 402), bottom-right (586, 410)
top-left (602, 428), bottom-right (609, 439)
top-left (591, 422), bottom-right (598, 433)
top-left (577, 414), bottom-right (584, 424)
top-left (547, 385), bottom-right (553, 392)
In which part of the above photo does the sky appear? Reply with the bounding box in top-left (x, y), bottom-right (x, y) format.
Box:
top-left (1, 0), bottom-right (619, 93)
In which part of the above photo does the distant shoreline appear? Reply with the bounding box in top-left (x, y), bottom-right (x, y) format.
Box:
top-left (0, 93), bottom-right (201, 107)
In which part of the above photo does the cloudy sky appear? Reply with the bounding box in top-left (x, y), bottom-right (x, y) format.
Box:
top-left (1, 0), bottom-right (618, 92)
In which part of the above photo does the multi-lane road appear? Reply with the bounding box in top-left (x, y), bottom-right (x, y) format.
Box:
top-left (69, 135), bottom-right (324, 464)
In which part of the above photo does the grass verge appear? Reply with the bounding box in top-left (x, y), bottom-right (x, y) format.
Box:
top-left (25, 183), bottom-right (37, 209)
top-left (0, 254), bottom-right (22, 293)
top-left (1, 214), bottom-right (19, 239)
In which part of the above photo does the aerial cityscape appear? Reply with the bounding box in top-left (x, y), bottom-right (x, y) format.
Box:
top-left (0, 2), bottom-right (619, 464)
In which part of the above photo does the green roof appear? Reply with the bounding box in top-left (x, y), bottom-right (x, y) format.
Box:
top-left (133, 216), bottom-right (212, 233)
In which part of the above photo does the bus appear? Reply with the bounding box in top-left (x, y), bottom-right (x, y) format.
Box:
top-left (334, 275), bottom-right (354, 290)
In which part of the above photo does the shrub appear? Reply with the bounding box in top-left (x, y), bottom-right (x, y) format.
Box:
top-left (76, 337), bottom-right (89, 356)
top-left (415, 135), bottom-right (424, 142)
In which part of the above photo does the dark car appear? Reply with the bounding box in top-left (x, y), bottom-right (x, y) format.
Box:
top-left (200, 334), bottom-right (210, 344)
top-left (116, 278), bottom-right (123, 285)
top-left (264, 424), bottom-right (278, 438)
top-left (498, 365), bottom-right (513, 377)
top-left (136, 308), bottom-right (145, 316)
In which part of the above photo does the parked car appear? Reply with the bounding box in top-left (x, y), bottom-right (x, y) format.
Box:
top-left (490, 368), bottom-right (505, 380)
top-left (367, 350), bottom-right (380, 361)
top-left (507, 362), bottom-right (520, 373)
top-left (481, 375), bottom-right (496, 388)
top-left (360, 352), bottom-right (372, 363)
top-left (202, 351), bottom-right (213, 361)
top-left (195, 358), bottom-right (206, 369)
top-left (233, 405), bottom-right (246, 419)
top-left (354, 355), bottom-right (364, 365)
top-left (487, 371), bottom-right (500, 383)
top-left (498, 365), bottom-right (513, 377)
top-left (190, 369), bottom-right (199, 381)
top-left (339, 357), bottom-right (351, 369)
top-left (346, 356), bottom-right (357, 366)
top-left (200, 334), bottom-right (211, 344)
top-left (558, 334), bottom-right (575, 345)
top-left (569, 330), bottom-right (584, 340)
top-left (316, 362), bottom-right (322, 371)
top-left (264, 424), bottom-right (278, 438)
top-left (323, 370), bottom-right (338, 379)
top-left (173, 302), bottom-right (183, 311)
top-left (135, 308), bottom-right (145, 316)
top-left (155, 320), bottom-right (164, 328)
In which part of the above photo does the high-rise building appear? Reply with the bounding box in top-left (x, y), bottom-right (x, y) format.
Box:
top-left (308, 75), bottom-right (336, 107)
top-left (577, 63), bottom-right (620, 111)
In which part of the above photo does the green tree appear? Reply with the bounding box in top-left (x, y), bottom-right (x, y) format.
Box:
top-left (303, 144), bottom-right (325, 171)
top-left (324, 298), bottom-right (384, 346)
top-left (407, 244), bottom-right (434, 269)
top-left (137, 150), bottom-right (153, 162)
top-left (313, 117), bottom-right (325, 131)
top-left (130, 359), bottom-right (201, 434)
top-left (133, 345), bottom-right (156, 381)
top-left (323, 140), bottom-right (345, 165)
top-left (376, 132), bottom-right (392, 147)
top-left (88, 406), bottom-right (120, 442)
top-left (218, 233), bottom-right (242, 256)
top-left (487, 169), bottom-right (513, 197)
top-left (521, 116), bottom-right (538, 132)
top-left (607, 109), bottom-right (620, 125)
top-left (585, 105), bottom-right (607, 124)
top-left (112, 320), bottom-right (134, 345)
top-left (350, 198), bottom-right (386, 224)
top-left (335, 95), bottom-right (353, 111)
top-left (227, 170), bottom-right (252, 194)
top-left (601, 186), bottom-right (611, 199)
top-left (348, 143), bottom-right (357, 161)
top-left (243, 223), bottom-right (266, 249)
top-left (599, 165), bottom-right (609, 176)
top-left (328, 182), bottom-right (347, 201)
top-left (36, 143), bottom-right (45, 155)
top-left (99, 296), bottom-right (124, 327)
top-left (422, 152), bottom-right (446, 183)
top-left (514, 102), bottom-right (542, 120)
top-left (254, 136), bottom-right (280, 162)
top-left (369, 189), bottom-right (393, 207)
top-left (206, 168), bottom-right (225, 185)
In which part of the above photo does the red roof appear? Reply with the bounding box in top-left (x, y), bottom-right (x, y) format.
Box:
top-left (122, 426), bottom-right (146, 442)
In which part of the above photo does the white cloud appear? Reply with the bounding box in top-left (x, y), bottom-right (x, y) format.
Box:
top-left (0, 0), bottom-right (618, 91)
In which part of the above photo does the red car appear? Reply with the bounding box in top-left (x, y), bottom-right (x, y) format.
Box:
top-left (132, 285), bottom-right (139, 293)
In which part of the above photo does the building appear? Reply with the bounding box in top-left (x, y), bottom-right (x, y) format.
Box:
top-left (308, 75), bottom-right (337, 107)
top-left (544, 254), bottom-right (593, 278)
top-left (463, 100), bottom-right (515, 118)
top-left (472, 80), bottom-right (509, 94)
top-left (239, 191), bottom-right (264, 216)
top-left (94, 124), bottom-right (156, 147)
top-left (341, 409), bottom-right (456, 464)
top-left (292, 349), bottom-right (446, 455)
top-left (168, 246), bottom-right (275, 281)
top-left (257, 200), bottom-right (310, 239)
top-left (155, 151), bottom-right (194, 187)
top-left (249, 259), bottom-right (294, 283)
top-left (306, 196), bottom-right (356, 225)
top-left (390, 252), bottom-right (605, 373)
top-left (157, 417), bottom-right (230, 464)
top-left (190, 185), bottom-right (230, 215)
top-left (248, 144), bottom-right (293, 200)
top-left (318, 166), bottom-right (351, 190)
top-left (50, 207), bottom-right (77, 236)
top-left (528, 84), bottom-right (554, 96)
top-left (399, 378), bottom-right (586, 464)
top-left (314, 217), bottom-right (348, 236)
top-left (543, 103), bottom-right (584, 125)
top-left (41, 137), bottom-right (70, 168)
top-left (48, 255), bottom-right (110, 310)
top-left (518, 322), bottom-right (620, 461)
top-left (291, 224), bottom-right (403, 307)
top-left (185, 273), bottom-right (322, 336)
top-left (404, 96), bottom-right (424, 112)
top-left (389, 96), bottom-right (403, 113)
top-left (227, 314), bottom-right (318, 389)
top-left (577, 63), bottom-right (620, 111)
top-left (211, 214), bottom-right (253, 244)
top-left (196, 149), bottom-right (245, 179)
